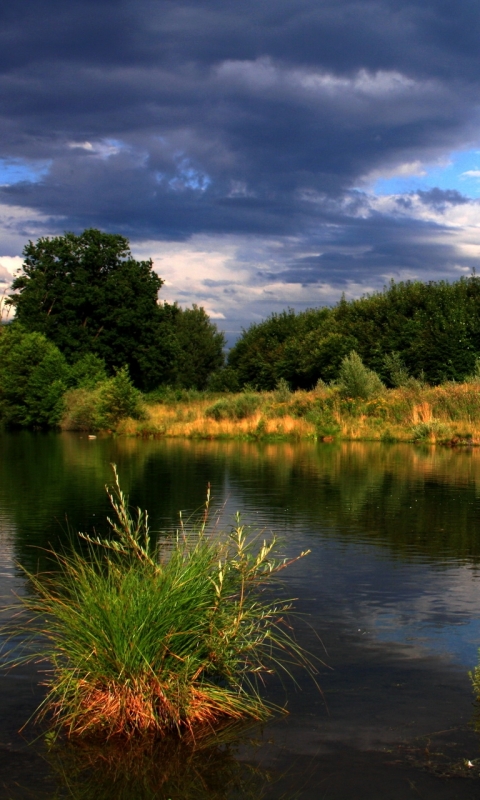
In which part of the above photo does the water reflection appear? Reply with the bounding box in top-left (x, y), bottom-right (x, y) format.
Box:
top-left (14, 731), bottom-right (279, 800)
top-left (2, 434), bottom-right (480, 566)
top-left (3, 434), bottom-right (480, 797)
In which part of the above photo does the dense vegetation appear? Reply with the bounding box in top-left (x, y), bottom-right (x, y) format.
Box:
top-left (4, 232), bottom-right (480, 431)
top-left (226, 276), bottom-right (480, 389)
top-left (0, 229), bottom-right (225, 427)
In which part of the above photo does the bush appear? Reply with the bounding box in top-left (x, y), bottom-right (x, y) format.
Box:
top-left (411, 420), bottom-right (450, 441)
top-left (338, 351), bottom-right (384, 400)
top-left (6, 468), bottom-right (313, 739)
top-left (62, 386), bottom-right (106, 431)
top-left (99, 366), bottom-right (145, 426)
top-left (383, 352), bottom-right (410, 387)
top-left (274, 378), bottom-right (292, 403)
top-left (0, 325), bottom-right (70, 427)
top-left (205, 394), bottom-right (261, 421)
top-left (63, 367), bottom-right (145, 430)
top-left (70, 353), bottom-right (108, 389)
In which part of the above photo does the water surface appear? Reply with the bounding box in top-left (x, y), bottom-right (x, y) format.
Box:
top-left (1, 433), bottom-right (480, 798)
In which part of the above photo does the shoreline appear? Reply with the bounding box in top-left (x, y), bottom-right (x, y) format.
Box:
top-left (62, 382), bottom-right (480, 446)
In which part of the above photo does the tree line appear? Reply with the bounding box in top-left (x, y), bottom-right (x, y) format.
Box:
top-left (225, 276), bottom-right (480, 390)
top-left (3, 227), bottom-right (480, 428)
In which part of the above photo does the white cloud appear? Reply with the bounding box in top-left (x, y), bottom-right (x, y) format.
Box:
top-left (67, 139), bottom-right (126, 159)
top-left (0, 256), bottom-right (23, 276)
top-left (216, 58), bottom-right (418, 98)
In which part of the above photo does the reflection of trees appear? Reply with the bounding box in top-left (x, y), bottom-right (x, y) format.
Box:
top-left (3, 433), bottom-right (480, 571)
top-left (0, 433), bottom-right (228, 571)
top-left (218, 441), bottom-right (480, 563)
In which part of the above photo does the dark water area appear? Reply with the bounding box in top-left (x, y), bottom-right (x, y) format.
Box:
top-left (2, 433), bottom-right (480, 798)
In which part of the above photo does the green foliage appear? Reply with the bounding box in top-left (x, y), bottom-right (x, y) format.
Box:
top-left (411, 420), bottom-right (450, 441)
top-left (6, 468), bottom-right (312, 738)
top-left (274, 377), bottom-right (291, 402)
top-left (227, 309), bottom-right (300, 390)
top-left (62, 386), bottom-right (106, 431)
top-left (169, 304), bottom-right (225, 389)
top-left (205, 394), bottom-right (261, 421)
top-left (63, 367), bottom-right (144, 430)
top-left (207, 366), bottom-right (241, 393)
top-left (99, 366), bottom-right (145, 426)
top-left (0, 325), bottom-right (70, 427)
top-left (383, 352), bottom-right (410, 387)
top-left (7, 229), bottom-right (225, 392)
top-left (145, 385), bottom-right (208, 404)
top-left (337, 351), bottom-right (384, 400)
top-left (70, 353), bottom-right (108, 389)
top-left (465, 357), bottom-right (480, 384)
top-left (228, 276), bottom-right (480, 389)
top-left (7, 229), bottom-right (166, 388)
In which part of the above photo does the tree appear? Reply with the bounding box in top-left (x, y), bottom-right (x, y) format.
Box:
top-left (7, 229), bottom-right (173, 390)
top-left (170, 304), bottom-right (225, 389)
top-left (337, 350), bottom-right (384, 400)
top-left (0, 326), bottom-right (70, 427)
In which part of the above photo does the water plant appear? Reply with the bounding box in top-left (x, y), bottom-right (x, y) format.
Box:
top-left (5, 467), bottom-right (312, 739)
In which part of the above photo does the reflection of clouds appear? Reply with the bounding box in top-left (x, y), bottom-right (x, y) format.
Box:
top-left (349, 561), bottom-right (480, 667)
top-left (0, 514), bottom-right (27, 638)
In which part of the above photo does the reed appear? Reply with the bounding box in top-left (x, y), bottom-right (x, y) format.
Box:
top-left (6, 467), bottom-right (312, 739)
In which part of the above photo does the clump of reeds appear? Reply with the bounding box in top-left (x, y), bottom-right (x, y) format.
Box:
top-left (6, 467), bottom-right (312, 740)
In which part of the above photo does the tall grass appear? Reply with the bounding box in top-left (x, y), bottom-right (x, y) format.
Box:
top-left (6, 468), bottom-right (312, 739)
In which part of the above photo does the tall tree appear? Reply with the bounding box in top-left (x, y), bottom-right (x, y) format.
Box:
top-left (170, 304), bottom-right (225, 389)
top-left (7, 229), bottom-right (175, 389)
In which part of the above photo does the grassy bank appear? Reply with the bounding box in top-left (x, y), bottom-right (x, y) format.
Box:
top-left (61, 381), bottom-right (480, 444)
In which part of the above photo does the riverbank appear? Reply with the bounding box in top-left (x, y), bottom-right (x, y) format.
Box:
top-left (61, 381), bottom-right (480, 443)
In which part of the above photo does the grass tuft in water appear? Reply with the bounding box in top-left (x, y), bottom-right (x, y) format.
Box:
top-left (6, 466), bottom-right (312, 740)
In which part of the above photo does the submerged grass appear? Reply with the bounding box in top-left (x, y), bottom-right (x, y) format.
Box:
top-left (4, 468), bottom-right (312, 740)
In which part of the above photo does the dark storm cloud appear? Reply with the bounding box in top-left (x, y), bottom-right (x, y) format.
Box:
top-left (1, 0), bottom-right (480, 285)
top-left (416, 188), bottom-right (470, 208)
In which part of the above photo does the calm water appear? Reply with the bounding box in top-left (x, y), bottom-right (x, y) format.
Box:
top-left (2, 433), bottom-right (480, 798)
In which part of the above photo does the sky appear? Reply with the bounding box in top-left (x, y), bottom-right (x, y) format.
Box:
top-left (1, 0), bottom-right (480, 340)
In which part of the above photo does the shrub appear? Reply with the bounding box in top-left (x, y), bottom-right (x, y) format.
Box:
top-left (205, 394), bottom-right (261, 421)
top-left (383, 352), bottom-right (410, 387)
top-left (411, 420), bottom-right (450, 441)
top-left (62, 386), bottom-right (106, 431)
top-left (63, 367), bottom-right (145, 430)
top-left (99, 366), bottom-right (145, 426)
top-left (6, 468), bottom-right (313, 739)
top-left (70, 353), bottom-right (108, 389)
top-left (274, 378), bottom-right (292, 403)
top-left (338, 351), bottom-right (384, 400)
top-left (0, 325), bottom-right (70, 427)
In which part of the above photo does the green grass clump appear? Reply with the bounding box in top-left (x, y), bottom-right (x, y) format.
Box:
top-left (205, 394), bottom-right (261, 421)
top-left (7, 468), bottom-right (311, 740)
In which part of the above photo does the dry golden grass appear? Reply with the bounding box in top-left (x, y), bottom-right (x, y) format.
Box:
top-left (91, 381), bottom-right (480, 444)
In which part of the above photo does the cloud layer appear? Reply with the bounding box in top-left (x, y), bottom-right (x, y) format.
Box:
top-left (2, 0), bottom-right (480, 327)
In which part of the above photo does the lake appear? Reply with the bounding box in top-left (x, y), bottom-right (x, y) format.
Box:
top-left (1, 432), bottom-right (480, 798)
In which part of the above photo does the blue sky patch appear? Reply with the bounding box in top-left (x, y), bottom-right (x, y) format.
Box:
top-left (374, 149), bottom-right (480, 198)
top-left (0, 158), bottom-right (50, 186)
